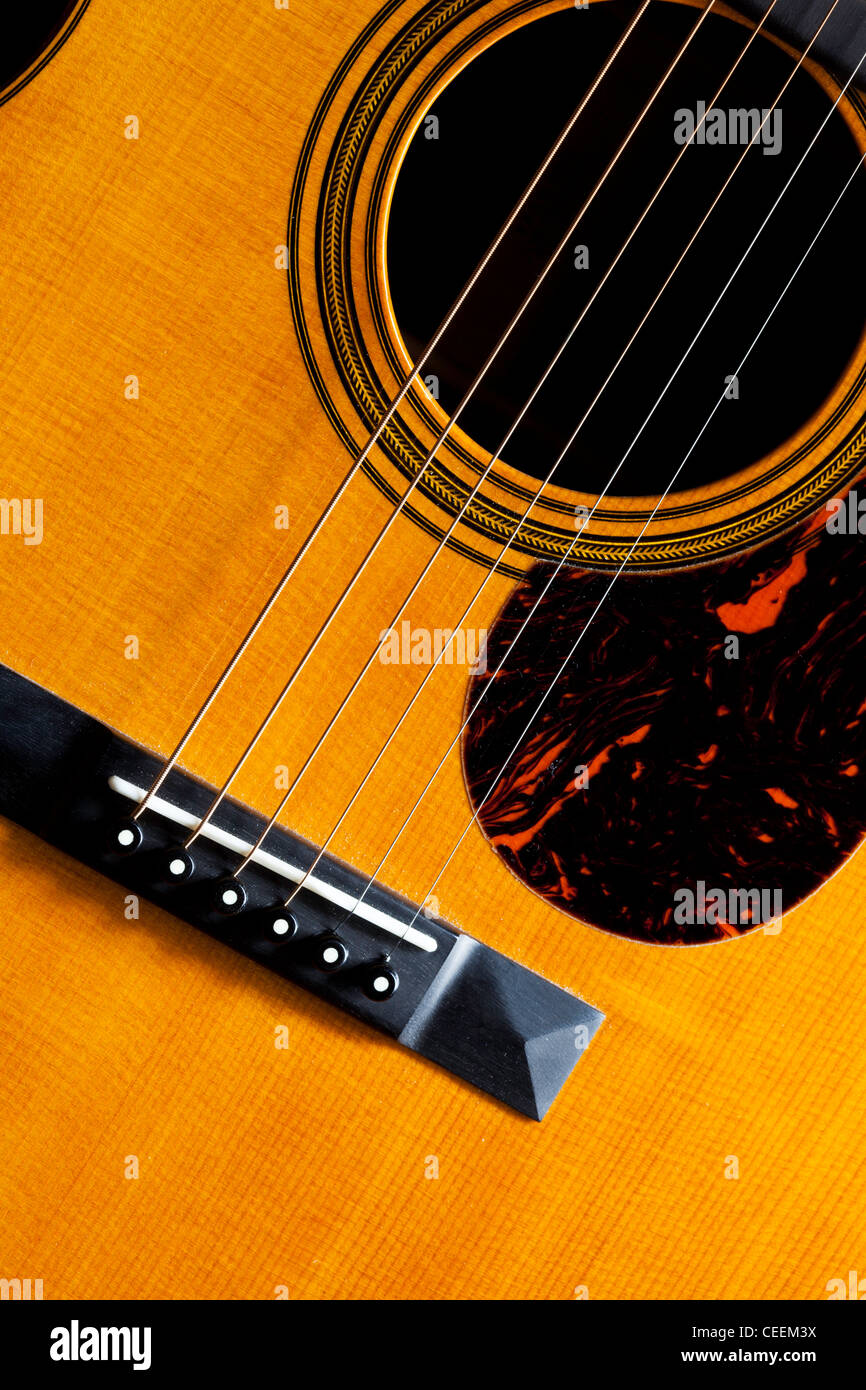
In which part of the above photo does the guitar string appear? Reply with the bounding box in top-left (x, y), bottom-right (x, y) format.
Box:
top-left (178, 0), bottom-right (717, 851)
top-left (229, 0), bottom-right (784, 896)
top-left (129, 0), bottom-right (653, 823)
top-left (262, 0), bottom-right (841, 924)
top-left (377, 46), bottom-right (866, 959)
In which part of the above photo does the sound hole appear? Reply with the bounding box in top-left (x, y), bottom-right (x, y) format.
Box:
top-left (386, 1), bottom-right (866, 497)
top-left (0, 2), bottom-right (80, 95)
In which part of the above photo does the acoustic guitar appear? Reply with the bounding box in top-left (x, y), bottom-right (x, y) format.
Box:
top-left (1, 0), bottom-right (865, 1303)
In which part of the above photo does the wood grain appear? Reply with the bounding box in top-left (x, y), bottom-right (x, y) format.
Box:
top-left (0, 0), bottom-right (863, 1300)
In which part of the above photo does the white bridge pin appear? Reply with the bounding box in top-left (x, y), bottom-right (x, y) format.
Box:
top-left (313, 936), bottom-right (348, 972)
top-left (111, 819), bottom-right (143, 855)
top-left (214, 877), bottom-right (247, 914)
top-left (363, 965), bottom-right (399, 1001)
top-left (163, 848), bottom-right (194, 882)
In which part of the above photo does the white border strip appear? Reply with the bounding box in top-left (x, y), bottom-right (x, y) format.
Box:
top-left (108, 776), bottom-right (437, 953)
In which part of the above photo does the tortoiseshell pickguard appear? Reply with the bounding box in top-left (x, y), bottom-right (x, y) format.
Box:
top-left (462, 494), bottom-right (866, 945)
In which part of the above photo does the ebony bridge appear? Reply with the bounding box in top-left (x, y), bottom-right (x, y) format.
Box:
top-left (0, 663), bottom-right (602, 1119)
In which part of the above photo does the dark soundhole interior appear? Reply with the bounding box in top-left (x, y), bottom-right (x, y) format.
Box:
top-left (0, 2), bottom-right (79, 94)
top-left (386, 1), bottom-right (866, 497)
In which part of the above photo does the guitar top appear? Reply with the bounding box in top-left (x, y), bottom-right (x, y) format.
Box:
top-left (0, 0), bottom-right (864, 1302)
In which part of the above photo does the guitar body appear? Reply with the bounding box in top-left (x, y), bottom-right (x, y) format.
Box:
top-left (1, 0), bottom-right (864, 1300)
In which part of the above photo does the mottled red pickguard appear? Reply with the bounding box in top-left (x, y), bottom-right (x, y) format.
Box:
top-left (462, 496), bottom-right (866, 945)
